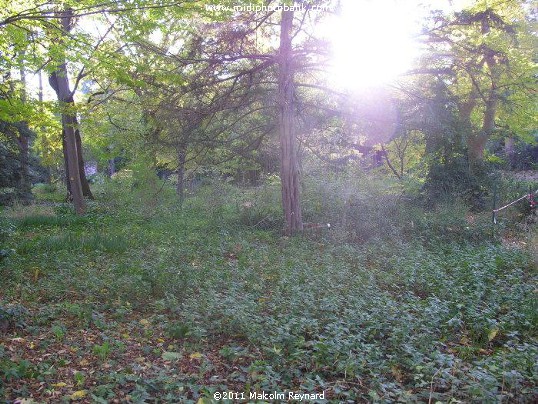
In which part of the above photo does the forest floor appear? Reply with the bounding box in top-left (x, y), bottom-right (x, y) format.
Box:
top-left (1, 179), bottom-right (537, 403)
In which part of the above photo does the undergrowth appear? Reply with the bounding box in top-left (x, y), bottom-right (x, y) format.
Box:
top-left (0, 173), bottom-right (536, 403)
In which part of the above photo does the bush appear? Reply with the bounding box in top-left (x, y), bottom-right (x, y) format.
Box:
top-left (424, 156), bottom-right (492, 210)
top-left (32, 183), bottom-right (57, 194)
top-left (0, 304), bottom-right (28, 333)
top-left (236, 182), bottom-right (283, 230)
top-left (300, 167), bottom-right (495, 245)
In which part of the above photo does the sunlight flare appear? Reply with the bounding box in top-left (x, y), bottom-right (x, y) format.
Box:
top-left (327, 0), bottom-right (421, 89)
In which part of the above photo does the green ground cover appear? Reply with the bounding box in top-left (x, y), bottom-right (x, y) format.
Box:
top-left (1, 175), bottom-right (536, 403)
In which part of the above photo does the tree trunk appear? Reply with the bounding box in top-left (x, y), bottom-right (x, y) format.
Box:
top-left (16, 63), bottom-right (32, 201)
top-left (278, 7), bottom-right (303, 235)
top-left (505, 136), bottom-right (515, 167)
top-left (47, 9), bottom-right (89, 213)
top-left (468, 92), bottom-right (498, 170)
top-left (467, 21), bottom-right (499, 169)
top-left (38, 70), bottom-right (44, 103)
top-left (15, 125), bottom-right (32, 202)
top-left (75, 128), bottom-right (94, 199)
top-left (61, 130), bottom-right (71, 196)
top-left (50, 66), bottom-right (85, 214)
top-left (108, 159), bottom-right (116, 177)
top-left (57, 107), bottom-right (93, 200)
top-left (176, 145), bottom-right (187, 205)
top-left (381, 144), bottom-right (401, 179)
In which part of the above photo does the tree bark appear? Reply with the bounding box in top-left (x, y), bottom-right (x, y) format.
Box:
top-left (467, 19), bottom-right (500, 169)
top-left (52, 65), bottom-right (85, 214)
top-left (16, 62), bottom-right (32, 201)
top-left (467, 91), bottom-right (498, 174)
top-left (75, 128), bottom-right (94, 199)
top-left (47, 9), bottom-right (89, 213)
top-left (278, 7), bottom-right (303, 235)
top-left (504, 136), bottom-right (515, 167)
top-left (176, 144), bottom-right (187, 205)
top-left (61, 131), bottom-right (72, 197)
top-left (108, 158), bottom-right (116, 177)
top-left (381, 144), bottom-right (401, 179)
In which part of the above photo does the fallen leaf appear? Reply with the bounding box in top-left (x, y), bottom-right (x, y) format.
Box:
top-left (488, 327), bottom-right (499, 342)
top-left (161, 351), bottom-right (181, 361)
top-left (189, 352), bottom-right (202, 360)
top-left (52, 382), bottom-right (67, 388)
top-left (70, 390), bottom-right (87, 400)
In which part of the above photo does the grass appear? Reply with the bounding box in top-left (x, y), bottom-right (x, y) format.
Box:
top-left (0, 174), bottom-right (536, 403)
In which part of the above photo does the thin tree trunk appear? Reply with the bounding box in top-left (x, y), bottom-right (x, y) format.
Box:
top-left (17, 61), bottom-right (32, 201)
top-left (61, 130), bottom-right (71, 196)
top-left (505, 136), bottom-right (515, 167)
top-left (108, 159), bottom-right (116, 177)
top-left (279, 7), bottom-right (303, 236)
top-left (176, 145), bottom-right (187, 205)
top-left (38, 70), bottom-right (44, 103)
top-left (381, 144), bottom-right (401, 179)
top-left (75, 128), bottom-right (94, 199)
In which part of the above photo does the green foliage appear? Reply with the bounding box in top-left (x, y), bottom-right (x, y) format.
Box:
top-left (32, 183), bottom-right (57, 195)
top-left (0, 217), bottom-right (15, 244)
top-left (15, 214), bottom-right (89, 228)
top-left (17, 232), bottom-right (128, 255)
top-left (425, 156), bottom-right (492, 208)
top-left (51, 323), bottom-right (67, 342)
top-left (92, 342), bottom-right (112, 361)
top-left (73, 371), bottom-right (86, 387)
top-left (508, 140), bottom-right (538, 171)
top-left (0, 0), bottom-right (536, 398)
top-left (1, 167), bottom-right (536, 403)
top-left (0, 304), bottom-right (28, 333)
top-left (165, 322), bottom-right (191, 339)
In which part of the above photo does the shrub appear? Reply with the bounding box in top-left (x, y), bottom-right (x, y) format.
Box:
top-left (0, 304), bottom-right (28, 333)
top-left (32, 183), bottom-right (57, 194)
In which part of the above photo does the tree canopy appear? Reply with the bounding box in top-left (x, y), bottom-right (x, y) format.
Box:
top-left (0, 0), bottom-right (536, 218)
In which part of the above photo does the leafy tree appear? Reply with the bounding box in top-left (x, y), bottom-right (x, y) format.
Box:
top-left (0, 0), bottom-right (211, 213)
top-left (421, 0), bottom-right (537, 171)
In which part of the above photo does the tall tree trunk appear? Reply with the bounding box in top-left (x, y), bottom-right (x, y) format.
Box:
top-left (467, 90), bottom-right (498, 173)
top-left (38, 70), bottom-right (44, 103)
top-left (467, 21), bottom-right (499, 170)
top-left (61, 130), bottom-right (72, 196)
top-left (17, 62), bottom-right (32, 201)
top-left (57, 99), bottom-right (93, 200)
top-left (278, 7), bottom-right (302, 235)
top-left (47, 9), bottom-right (89, 213)
top-left (16, 126), bottom-right (32, 200)
top-left (51, 66), bottom-right (85, 214)
top-left (176, 144), bottom-right (187, 205)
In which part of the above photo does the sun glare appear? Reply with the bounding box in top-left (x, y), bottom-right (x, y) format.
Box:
top-left (327, 0), bottom-right (422, 90)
